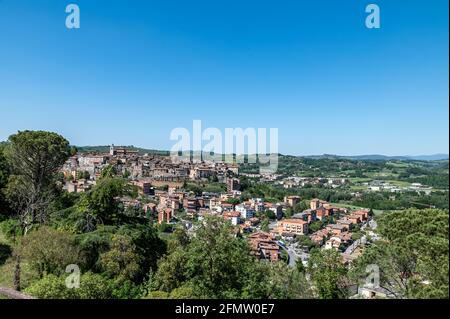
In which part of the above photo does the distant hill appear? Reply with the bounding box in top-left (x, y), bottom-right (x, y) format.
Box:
top-left (406, 154), bottom-right (449, 161)
top-left (303, 154), bottom-right (449, 161)
top-left (73, 146), bottom-right (448, 161)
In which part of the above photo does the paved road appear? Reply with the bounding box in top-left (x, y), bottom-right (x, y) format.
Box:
top-left (286, 246), bottom-right (298, 267)
top-left (344, 218), bottom-right (377, 255)
top-left (278, 242), bottom-right (309, 268)
top-left (344, 235), bottom-right (367, 254)
top-left (277, 242), bottom-right (297, 267)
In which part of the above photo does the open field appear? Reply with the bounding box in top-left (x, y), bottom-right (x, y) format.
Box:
top-left (330, 202), bottom-right (385, 216)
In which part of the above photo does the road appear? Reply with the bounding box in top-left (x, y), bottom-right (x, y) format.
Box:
top-left (344, 235), bottom-right (366, 255)
top-left (278, 241), bottom-right (308, 268)
top-left (344, 218), bottom-right (378, 255)
top-left (278, 242), bottom-right (296, 267)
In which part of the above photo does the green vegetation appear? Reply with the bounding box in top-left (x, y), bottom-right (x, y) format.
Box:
top-left (352, 191), bottom-right (448, 210)
top-left (241, 155), bottom-right (448, 189)
top-left (308, 249), bottom-right (349, 299)
top-left (238, 156), bottom-right (448, 212)
top-left (0, 131), bottom-right (448, 300)
top-left (183, 182), bottom-right (226, 196)
top-left (148, 217), bottom-right (311, 299)
top-left (350, 209), bottom-right (449, 298)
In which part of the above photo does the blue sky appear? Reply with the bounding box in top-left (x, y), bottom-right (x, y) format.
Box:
top-left (0, 0), bottom-right (448, 156)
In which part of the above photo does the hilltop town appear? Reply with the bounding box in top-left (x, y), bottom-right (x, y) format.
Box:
top-left (51, 144), bottom-right (448, 299)
top-left (0, 134), bottom-right (448, 300)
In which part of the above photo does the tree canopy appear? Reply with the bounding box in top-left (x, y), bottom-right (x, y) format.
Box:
top-left (351, 209), bottom-right (449, 299)
top-left (4, 131), bottom-right (71, 233)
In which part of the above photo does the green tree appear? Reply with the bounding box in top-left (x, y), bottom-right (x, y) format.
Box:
top-left (308, 249), bottom-right (349, 299)
top-left (19, 226), bottom-right (81, 278)
top-left (100, 165), bottom-right (117, 179)
top-left (116, 223), bottom-right (166, 280)
top-left (264, 210), bottom-right (276, 220)
top-left (77, 177), bottom-right (125, 224)
top-left (264, 261), bottom-right (312, 299)
top-left (351, 209), bottom-right (449, 299)
top-left (260, 218), bottom-right (270, 232)
top-left (123, 169), bottom-right (131, 179)
top-left (295, 235), bottom-right (318, 252)
top-left (77, 272), bottom-right (115, 299)
top-left (285, 207), bottom-right (293, 218)
top-left (75, 226), bottom-right (114, 271)
top-left (0, 144), bottom-right (11, 218)
top-left (296, 259), bottom-right (305, 274)
top-left (226, 198), bottom-right (241, 205)
top-left (149, 217), bottom-right (269, 299)
top-left (24, 274), bottom-right (76, 299)
top-left (152, 247), bottom-right (188, 293)
top-left (167, 227), bottom-right (190, 252)
top-left (24, 272), bottom-right (114, 299)
top-left (145, 290), bottom-right (169, 299)
top-left (184, 217), bottom-right (265, 298)
top-left (100, 234), bottom-right (141, 283)
top-left (308, 220), bottom-right (324, 233)
top-left (0, 219), bottom-right (21, 243)
top-left (76, 171), bottom-right (90, 180)
top-left (4, 130), bottom-right (71, 233)
top-left (169, 285), bottom-right (196, 299)
top-left (293, 200), bottom-right (309, 212)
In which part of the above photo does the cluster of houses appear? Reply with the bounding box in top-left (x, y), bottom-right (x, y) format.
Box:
top-left (60, 146), bottom-right (373, 266)
top-left (61, 145), bottom-right (239, 194)
top-left (273, 198), bottom-right (371, 253)
top-left (365, 180), bottom-right (432, 195)
top-left (277, 176), bottom-right (347, 189)
top-left (319, 210), bottom-right (369, 250)
top-left (153, 191), bottom-right (288, 227)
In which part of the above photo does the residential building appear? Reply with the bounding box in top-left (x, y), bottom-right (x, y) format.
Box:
top-left (226, 178), bottom-right (241, 192)
top-left (284, 195), bottom-right (300, 207)
top-left (158, 208), bottom-right (173, 224)
top-left (248, 232), bottom-right (280, 262)
top-left (235, 204), bottom-right (255, 219)
top-left (277, 219), bottom-right (309, 236)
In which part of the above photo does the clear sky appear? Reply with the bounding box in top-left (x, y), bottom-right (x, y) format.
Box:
top-left (0, 0), bottom-right (448, 156)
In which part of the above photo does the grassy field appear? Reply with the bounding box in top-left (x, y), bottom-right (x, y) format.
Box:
top-left (386, 161), bottom-right (411, 168)
top-left (386, 180), bottom-right (412, 188)
top-left (330, 202), bottom-right (385, 216)
top-left (348, 177), bottom-right (372, 183)
top-left (349, 185), bottom-right (367, 191)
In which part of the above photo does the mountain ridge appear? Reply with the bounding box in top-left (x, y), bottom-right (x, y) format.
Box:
top-left (72, 145), bottom-right (448, 161)
top-left (302, 153), bottom-right (449, 161)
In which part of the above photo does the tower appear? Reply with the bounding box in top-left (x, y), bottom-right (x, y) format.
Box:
top-left (110, 144), bottom-right (115, 156)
